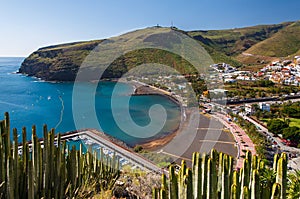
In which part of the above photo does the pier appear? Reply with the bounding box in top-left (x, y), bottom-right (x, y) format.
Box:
top-left (60, 129), bottom-right (163, 174)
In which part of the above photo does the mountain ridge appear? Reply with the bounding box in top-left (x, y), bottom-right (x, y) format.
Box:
top-left (19, 21), bottom-right (300, 81)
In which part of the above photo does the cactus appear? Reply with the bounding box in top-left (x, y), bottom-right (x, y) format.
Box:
top-left (221, 154), bottom-right (230, 199)
top-left (207, 158), bottom-right (218, 199)
top-left (210, 149), bottom-right (218, 196)
top-left (240, 159), bottom-right (250, 197)
top-left (252, 155), bottom-right (258, 171)
top-left (251, 169), bottom-right (260, 199)
top-left (154, 149), bottom-right (289, 199)
top-left (242, 186), bottom-right (250, 199)
top-left (161, 173), bottom-right (167, 191)
top-left (232, 170), bottom-right (240, 197)
top-left (273, 153), bottom-right (279, 171)
top-left (271, 183), bottom-right (281, 199)
top-left (231, 184), bottom-right (238, 199)
top-left (160, 188), bottom-right (167, 199)
top-left (259, 160), bottom-right (265, 171)
top-left (192, 152), bottom-right (201, 199)
top-left (217, 152), bottom-right (224, 193)
top-left (12, 128), bottom-right (19, 199)
top-left (276, 153), bottom-right (287, 199)
top-left (228, 155), bottom-right (233, 187)
top-left (152, 187), bottom-right (159, 199)
top-left (201, 153), bottom-right (208, 198)
top-left (185, 168), bottom-right (193, 199)
top-left (0, 113), bottom-right (292, 199)
top-left (169, 165), bottom-right (178, 199)
top-left (178, 160), bottom-right (187, 198)
top-left (0, 112), bottom-right (120, 198)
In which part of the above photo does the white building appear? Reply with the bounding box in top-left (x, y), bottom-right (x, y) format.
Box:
top-left (259, 102), bottom-right (270, 112)
top-left (245, 104), bottom-right (254, 114)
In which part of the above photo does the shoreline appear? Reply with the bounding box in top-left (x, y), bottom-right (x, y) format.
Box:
top-left (18, 74), bottom-right (186, 151)
top-left (126, 79), bottom-right (186, 150)
top-left (129, 80), bottom-right (181, 106)
top-left (139, 108), bottom-right (191, 150)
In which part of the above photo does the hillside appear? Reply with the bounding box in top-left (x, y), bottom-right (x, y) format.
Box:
top-left (187, 22), bottom-right (292, 56)
top-left (19, 21), bottom-right (300, 81)
top-left (244, 21), bottom-right (300, 57)
top-left (19, 27), bottom-right (203, 81)
top-left (19, 40), bottom-right (103, 81)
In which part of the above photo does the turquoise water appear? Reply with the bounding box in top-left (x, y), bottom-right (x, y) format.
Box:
top-left (0, 57), bottom-right (181, 146)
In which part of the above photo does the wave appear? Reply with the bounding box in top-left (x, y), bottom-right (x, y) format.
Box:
top-left (0, 100), bottom-right (27, 109)
top-left (55, 95), bottom-right (64, 129)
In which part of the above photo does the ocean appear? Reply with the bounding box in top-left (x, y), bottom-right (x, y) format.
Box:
top-left (0, 57), bottom-right (181, 146)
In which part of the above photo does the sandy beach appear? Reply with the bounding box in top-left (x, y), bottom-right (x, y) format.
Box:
top-left (127, 80), bottom-right (184, 150)
top-left (127, 81), bottom-right (237, 162)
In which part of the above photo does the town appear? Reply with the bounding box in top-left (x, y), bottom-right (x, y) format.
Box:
top-left (123, 55), bottom-right (300, 173)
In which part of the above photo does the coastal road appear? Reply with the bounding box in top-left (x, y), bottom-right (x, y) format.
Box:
top-left (242, 114), bottom-right (300, 154)
top-left (241, 114), bottom-right (300, 170)
top-left (213, 112), bottom-right (256, 169)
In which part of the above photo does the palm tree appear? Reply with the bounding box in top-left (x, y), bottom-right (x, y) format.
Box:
top-left (288, 170), bottom-right (300, 199)
top-left (260, 167), bottom-right (276, 198)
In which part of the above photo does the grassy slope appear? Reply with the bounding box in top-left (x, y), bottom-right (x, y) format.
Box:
top-left (21, 21), bottom-right (300, 79)
top-left (245, 21), bottom-right (300, 57)
top-left (21, 28), bottom-right (207, 80)
top-left (289, 118), bottom-right (300, 128)
top-left (261, 118), bottom-right (300, 128)
top-left (199, 44), bottom-right (243, 67)
top-left (26, 40), bottom-right (103, 69)
top-left (187, 22), bottom-right (291, 56)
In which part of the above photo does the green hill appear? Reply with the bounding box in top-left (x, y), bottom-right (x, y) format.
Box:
top-left (19, 21), bottom-right (300, 81)
top-left (187, 22), bottom-right (292, 56)
top-left (245, 21), bottom-right (300, 57)
top-left (19, 27), bottom-right (203, 81)
top-left (19, 40), bottom-right (103, 81)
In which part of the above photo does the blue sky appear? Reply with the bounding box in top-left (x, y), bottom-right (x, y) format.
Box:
top-left (1, 0), bottom-right (299, 57)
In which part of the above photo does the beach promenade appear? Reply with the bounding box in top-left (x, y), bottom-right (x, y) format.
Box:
top-left (212, 112), bottom-right (256, 169)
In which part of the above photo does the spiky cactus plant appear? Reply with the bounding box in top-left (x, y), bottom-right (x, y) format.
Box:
top-left (276, 153), bottom-right (287, 199)
top-left (0, 112), bottom-right (120, 198)
top-left (154, 149), bottom-right (288, 199)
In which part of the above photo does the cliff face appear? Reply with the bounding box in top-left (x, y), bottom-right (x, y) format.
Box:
top-left (19, 40), bottom-right (102, 81)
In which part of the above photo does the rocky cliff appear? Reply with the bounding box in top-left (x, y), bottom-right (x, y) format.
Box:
top-left (19, 40), bottom-right (102, 81)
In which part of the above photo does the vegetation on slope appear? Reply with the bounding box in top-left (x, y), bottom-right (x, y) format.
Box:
top-left (199, 43), bottom-right (243, 67)
top-left (19, 40), bottom-right (103, 81)
top-left (19, 28), bottom-right (205, 81)
top-left (224, 80), bottom-right (300, 98)
top-left (188, 22), bottom-right (291, 56)
top-left (245, 21), bottom-right (300, 57)
top-left (19, 21), bottom-right (300, 81)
